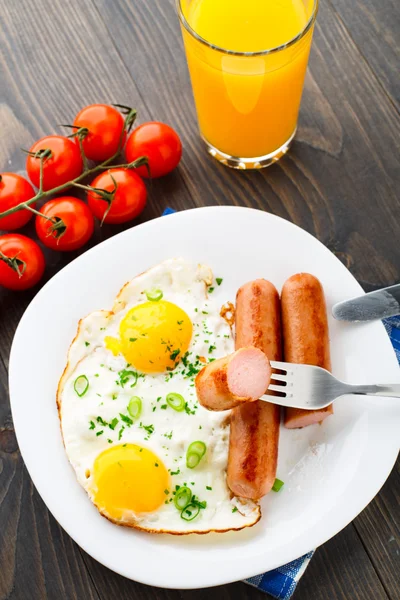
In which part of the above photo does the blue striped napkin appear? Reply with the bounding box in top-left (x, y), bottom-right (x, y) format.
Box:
top-left (161, 207), bottom-right (399, 599)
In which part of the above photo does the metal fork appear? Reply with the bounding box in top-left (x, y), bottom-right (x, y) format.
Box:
top-left (261, 361), bottom-right (400, 410)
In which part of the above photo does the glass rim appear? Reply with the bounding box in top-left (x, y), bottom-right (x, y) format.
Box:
top-left (176, 0), bottom-right (319, 57)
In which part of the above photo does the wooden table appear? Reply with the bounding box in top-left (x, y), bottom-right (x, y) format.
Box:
top-left (1, 0), bottom-right (399, 598)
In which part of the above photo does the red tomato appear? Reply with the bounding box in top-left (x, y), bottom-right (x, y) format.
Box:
top-left (125, 122), bottom-right (182, 178)
top-left (0, 234), bottom-right (45, 290)
top-left (73, 104), bottom-right (126, 162)
top-left (35, 197), bottom-right (94, 251)
top-left (87, 168), bottom-right (147, 224)
top-left (0, 173), bottom-right (36, 230)
top-left (26, 136), bottom-right (83, 191)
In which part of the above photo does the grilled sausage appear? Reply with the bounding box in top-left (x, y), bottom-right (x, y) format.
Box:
top-left (196, 347), bottom-right (271, 411)
top-left (281, 273), bottom-right (333, 428)
top-left (227, 280), bottom-right (282, 500)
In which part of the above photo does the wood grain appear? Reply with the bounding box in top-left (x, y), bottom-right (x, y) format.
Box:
top-left (329, 0), bottom-right (400, 112)
top-left (0, 0), bottom-right (399, 597)
top-left (295, 525), bottom-right (389, 600)
top-left (353, 458), bottom-right (400, 600)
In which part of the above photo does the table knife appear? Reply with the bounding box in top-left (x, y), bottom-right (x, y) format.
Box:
top-left (332, 284), bottom-right (400, 322)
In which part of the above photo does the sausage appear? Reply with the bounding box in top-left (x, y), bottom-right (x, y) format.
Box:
top-left (196, 347), bottom-right (271, 411)
top-left (281, 273), bottom-right (333, 428)
top-left (227, 280), bottom-right (282, 500)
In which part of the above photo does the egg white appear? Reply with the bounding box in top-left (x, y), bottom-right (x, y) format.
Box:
top-left (58, 258), bottom-right (260, 534)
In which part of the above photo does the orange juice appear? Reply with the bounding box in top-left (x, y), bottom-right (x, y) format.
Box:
top-left (179, 0), bottom-right (316, 166)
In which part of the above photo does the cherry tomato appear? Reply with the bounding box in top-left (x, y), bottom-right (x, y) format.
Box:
top-left (125, 122), bottom-right (182, 178)
top-left (35, 197), bottom-right (94, 251)
top-left (26, 136), bottom-right (83, 191)
top-left (73, 104), bottom-right (126, 162)
top-left (87, 168), bottom-right (147, 224)
top-left (0, 173), bottom-right (36, 231)
top-left (0, 234), bottom-right (45, 290)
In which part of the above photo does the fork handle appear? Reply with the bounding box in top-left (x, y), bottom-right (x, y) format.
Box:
top-left (347, 383), bottom-right (400, 398)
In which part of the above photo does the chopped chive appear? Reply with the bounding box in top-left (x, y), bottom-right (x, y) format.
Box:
top-left (74, 375), bottom-right (89, 397)
top-left (84, 341), bottom-right (90, 347)
top-left (127, 396), bottom-right (142, 420)
top-left (145, 288), bottom-right (163, 302)
top-left (206, 486), bottom-right (212, 490)
top-left (232, 507), bottom-right (238, 513)
top-left (96, 416), bottom-right (108, 426)
top-left (118, 426), bottom-right (125, 440)
top-left (208, 287), bottom-right (214, 293)
top-left (272, 478), bottom-right (284, 492)
top-left (166, 392), bottom-right (185, 412)
top-left (89, 420), bottom-right (95, 430)
top-left (186, 441), bottom-right (207, 469)
top-left (174, 486), bottom-right (192, 510)
top-left (129, 338), bottom-right (137, 342)
top-left (96, 430), bottom-right (104, 437)
top-left (216, 278), bottom-right (223, 286)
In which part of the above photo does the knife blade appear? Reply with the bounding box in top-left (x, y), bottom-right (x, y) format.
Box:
top-left (332, 284), bottom-right (400, 322)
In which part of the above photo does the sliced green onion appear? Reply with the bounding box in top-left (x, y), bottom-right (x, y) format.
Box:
top-left (166, 392), bottom-right (185, 412)
top-left (74, 375), bottom-right (89, 397)
top-left (127, 396), bottom-right (142, 420)
top-left (272, 478), bottom-right (284, 492)
top-left (180, 503), bottom-right (200, 522)
top-left (145, 288), bottom-right (163, 302)
top-left (174, 486), bottom-right (192, 510)
top-left (186, 441), bottom-right (207, 469)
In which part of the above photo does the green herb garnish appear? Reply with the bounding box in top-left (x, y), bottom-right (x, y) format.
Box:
top-left (109, 417), bottom-right (119, 431)
top-left (272, 478), bottom-right (284, 492)
top-left (166, 392), bottom-right (185, 412)
top-left (74, 375), bottom-right (89, 397)
top-left (118, 369), bottom-right (138, 388)
top-left (119, 413), bottom-right (133, 427)
top-left (145, 288), bottom-right (163, 302)
top-left (186, 441), bottom-right (206, 469)
top-left (174, 486), bottom-right (192, 510)
top-left (127, 396), bottom-right (142, 420)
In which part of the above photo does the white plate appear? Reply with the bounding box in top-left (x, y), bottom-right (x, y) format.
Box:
top-left (9, 206), bottom-right (400, 589)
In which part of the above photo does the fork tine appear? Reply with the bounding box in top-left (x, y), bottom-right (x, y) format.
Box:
top-left (270, 373), bottom-right (287, 382)
top-left (267, 384), bottom-right (287, 394)
top-left (269, 361), bottom-right (288, 371)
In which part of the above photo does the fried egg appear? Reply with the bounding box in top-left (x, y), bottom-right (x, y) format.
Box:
top-left (58, 258), bottom-right (260, 534)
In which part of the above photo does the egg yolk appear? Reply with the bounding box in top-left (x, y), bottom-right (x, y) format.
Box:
top-left (92, 444), bottom-right (169, 518)
top-left (106, 300), bottom-right (192, 373)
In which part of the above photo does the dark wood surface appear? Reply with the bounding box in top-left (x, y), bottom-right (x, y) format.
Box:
top-left (0, 0), bottom-right (399, 598)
